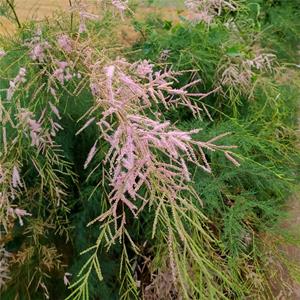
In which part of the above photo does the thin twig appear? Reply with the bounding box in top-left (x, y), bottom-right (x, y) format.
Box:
top-left (6, 0), bottom-right (21, 28)
top-left (69, 0), bottom-right (73, 31)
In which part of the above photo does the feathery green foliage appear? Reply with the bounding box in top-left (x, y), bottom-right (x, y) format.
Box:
top-left (0, 0), bottom-right (299, 299)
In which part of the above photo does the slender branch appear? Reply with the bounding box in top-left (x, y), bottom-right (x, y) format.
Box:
top-left (6, 0), bottom-right (21, 28)
top-left (69, 0), bottom-right (73, 31)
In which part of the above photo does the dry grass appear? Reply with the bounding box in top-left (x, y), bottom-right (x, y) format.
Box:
top-left (0, 0), bottom-right (92, 34)
top-left (0, 0), bottom-right (183, 36)
top-left (12, 0), bottom-right (70, 18)
top-left (0, 0), bottom-right (184, 45)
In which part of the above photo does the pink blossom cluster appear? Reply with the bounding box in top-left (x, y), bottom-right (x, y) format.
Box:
top-left (7, 68), bottom-right (26, 101)
top-left (27, 34), bottom-right (50, 62)
top-left (0, 164), bottom-right (31, 232)
top-left (111, 0), bottom-right (128, 16)
top-left (12, 166), bottom-right (22, 188)
top-left (101, 116), bottom-right (205, 216)
top-left (24, 28), bottom-right (51, 62)
top-left (63, 272), bottom-right (72, 286)
top-left (220, 64), bottom-right (252, 92)
top-left (57, 34), bottom-right (73, 53)
top-left (48, 102), bottom-right (63, 137)
top-left (49, 117), bottom-right (63, 137)
top-left (192, 11), bottom-right (214, 24)
top-left (79, 59), bottom-right (237, 226)
top-left (52, 61), bottom-right (73, 84)
top-left (0, 165), bottom-right (22, 201)
top-left (17, 107), bottom-right (61, 152)
top-left (135, 60), bottom-right (153, 77)
top-left (7, 207), bottom-right (32, 226)
top-left (88, 59), bottom-right (212, 117)
top-left (219, 53), bottom-right (276, 93)
top-left (17, 104), bottom-right (63, 153)
top-left (18, 109), bottom-right (43, 147)
top-left (245, 53), bottom-right (276, 72)
top-left (0, 49), bottom-right (5, 58)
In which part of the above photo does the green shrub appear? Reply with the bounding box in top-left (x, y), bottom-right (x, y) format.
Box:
top-left (0, 1), bottom-right (299, 299)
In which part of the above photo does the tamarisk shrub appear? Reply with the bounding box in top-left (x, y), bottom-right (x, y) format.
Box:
top-left (0, 3), bottom-right (242, 300)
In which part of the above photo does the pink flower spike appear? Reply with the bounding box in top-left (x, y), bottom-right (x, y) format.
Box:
top-left (7, 67), bottom-right (26, 100)
top-left (0, 49), bottom-right (5, 58)
top-left (12, 166), bottom-right (22, 188)
top-left (79, 21), bottom-right (87, 33)
top-left (76, 117), bottom-right (96, 136)
top-left (15, 208), bottom-right (32, 226)
top-left (105, 65), bottom-right (115, 79)
top-left (58, 61), bottom-right (68, 69)
top-left (111, 0), bottom-right (128, 14)
top-left (15, 208), bottom-right (32, 217)
top-left (63, 273), bottom-right (72, 286)
top-left (224, 151), bottom-right (240, 167)
top-left (49, 102), bottom-right (61, 119)
top-left (30, 44), bottom-right (45, 61)
top-left (84, 140), bottom-right (98, 169)
top-left (136, 60), bottom-right (153, 77)
top-left (57, 34), bottom-right (73, 53)
top-left (50, 87), bottom-right (57, 96)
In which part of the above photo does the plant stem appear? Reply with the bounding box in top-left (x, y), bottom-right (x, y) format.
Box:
top-left (6, 0), bottom-right (21, 28)
top-left (69, 0), bottom-right (73, 31)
